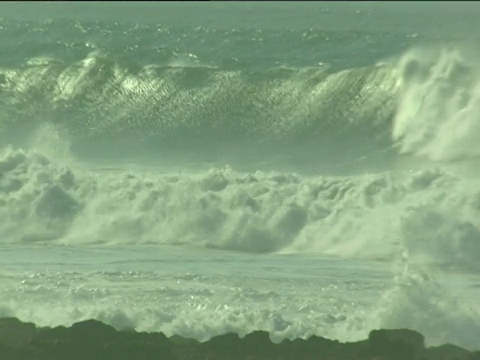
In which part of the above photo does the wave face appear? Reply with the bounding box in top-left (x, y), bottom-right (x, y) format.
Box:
top-left (0, 16), bottom-right (416, 165)
top-left (0, 52), bottom-right (399, 164)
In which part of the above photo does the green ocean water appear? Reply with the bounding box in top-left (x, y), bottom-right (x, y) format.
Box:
top-left (0, 1), bottom-right (480, 351)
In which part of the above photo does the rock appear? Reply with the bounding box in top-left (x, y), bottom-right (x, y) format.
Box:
top-left (0, 317), bottom-right (478, 360)
top-left (280, 335), bottom-right (345, 359)
top-left (425, 344), bottom-right (478, 360)
top-left (367, 328), bottom-right (425, 360)
top-left (30, 320), bottom-right (173, 360)
top-left (0, 317), bottom-right (37, 344)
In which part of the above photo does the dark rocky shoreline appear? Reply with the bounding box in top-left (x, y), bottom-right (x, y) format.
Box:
top-left (0, 318), bottom-right (478, 360)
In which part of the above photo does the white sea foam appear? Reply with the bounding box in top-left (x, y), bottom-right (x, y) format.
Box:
top-left (1, 146), bottom-right (479, 269)
top-left (1, 243), bottom-right (479, 350)
top-left (371, 254), bottom-right (480, 349)
top-left (393, 46), bottom-right (480, 161)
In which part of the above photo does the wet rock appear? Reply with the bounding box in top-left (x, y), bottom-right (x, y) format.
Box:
top-left (367, 328), bottom-right (425, 360)
top-left (0, 318), bottom-right (478, 360)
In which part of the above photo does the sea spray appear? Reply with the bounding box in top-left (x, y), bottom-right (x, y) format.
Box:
top-left (393, 46), bottom-right (480, 161)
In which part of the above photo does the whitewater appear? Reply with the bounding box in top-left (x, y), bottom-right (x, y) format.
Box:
top-left (1, 1), bottom-right (479, 352)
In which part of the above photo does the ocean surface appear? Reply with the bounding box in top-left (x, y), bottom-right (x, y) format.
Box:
top-left (1, 1), bottom-right (480, 350)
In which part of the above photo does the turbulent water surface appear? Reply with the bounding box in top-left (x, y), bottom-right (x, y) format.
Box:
top-left (1, 1), bottom-right (480, 351)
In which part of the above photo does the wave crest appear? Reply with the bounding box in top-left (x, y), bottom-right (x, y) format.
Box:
top-left (393, 46), bottom-right (480, 161)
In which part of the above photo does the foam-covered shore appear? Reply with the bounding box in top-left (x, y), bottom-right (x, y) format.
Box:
top-left (0, 318), bottom-right (478, 360)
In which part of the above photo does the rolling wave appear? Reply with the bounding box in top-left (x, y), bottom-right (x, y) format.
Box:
top-left (0, 52), bottom-right (400, 161)
top-left (1, 45), bottom-right (479, 164)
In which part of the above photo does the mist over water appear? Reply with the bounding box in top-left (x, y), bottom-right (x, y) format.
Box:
top-left (1, 1), bottom-right (480, 351)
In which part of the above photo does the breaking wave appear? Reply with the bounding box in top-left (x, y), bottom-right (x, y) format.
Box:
top-left (1, 46), bottom-right (479, 164)
top-left (0, 52), bottom-right (398, 162)
top-left (1, 146), bottom-right (479, 269)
